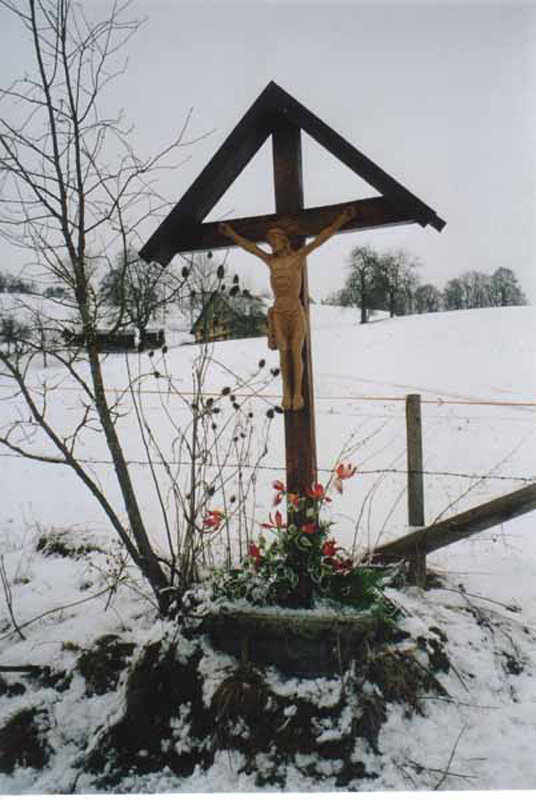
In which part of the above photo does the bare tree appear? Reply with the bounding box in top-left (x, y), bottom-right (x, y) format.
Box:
top-left (341, 245), bottom-right (383, 324)
top-left (100, 246), bottom-right (185, 342)
top-left (0, 315), bottom-right (31, 355)
top-left (414, 283), bottom-right (442, 314)
top-left (489, 267), bottom-right (527, 307)
top-left (443, 277), bottom-right (466, 311)
top-left (376, 249), bottom-right (419, 318)
top-left (179, 251), bottom-right (227, 324)
top-left (338, 245), bottom-right (419, 321)
top-left (0, 0), bottom-right (213, 614)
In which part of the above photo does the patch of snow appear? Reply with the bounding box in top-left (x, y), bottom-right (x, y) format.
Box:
top-left (1, 302), bottom-right (536, 792)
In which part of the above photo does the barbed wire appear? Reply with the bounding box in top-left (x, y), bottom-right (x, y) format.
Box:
top-left (0, 450), bottom-right (533, 485)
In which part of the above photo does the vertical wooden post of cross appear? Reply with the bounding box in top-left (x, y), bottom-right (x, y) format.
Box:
top-left (271, 117), bottom-right (318, 498)
top-left (406, 393), bottom-right (427, 588)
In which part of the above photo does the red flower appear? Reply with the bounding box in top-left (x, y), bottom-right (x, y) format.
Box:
top-left (261, 510), bottom-right (284, 530)
top-left (306, 483), bottom-right (331, 502)
top-left (248, 543), bottom-right (262, 568)
top-left (322, 539), bottom-right (337, 557)
top-left (287, 492), bottom-right (300, 510)
top-left (272, 480), bottom-right (287, 507)
top-left (273, 491), bottom-right (284, 507)
top-left (203, 509), bottom-right (224, 529)
top-left (334, 463), bottom-right (358, 494)
top-left (333, 557), bottom-right (354, 573)
top-left (301, 522), bottom-right (317, 535)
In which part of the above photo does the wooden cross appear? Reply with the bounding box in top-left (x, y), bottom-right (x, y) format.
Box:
top-left (140, 82), bottom-right (445, 497)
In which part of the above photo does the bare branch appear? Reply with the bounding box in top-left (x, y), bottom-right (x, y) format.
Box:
top-left (434, 725), bottom-right (469, 790)
top-left (0, 556), bottom-right (26, 641)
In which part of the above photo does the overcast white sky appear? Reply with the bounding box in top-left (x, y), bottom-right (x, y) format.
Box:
top-left (1, 1), bottom-right (535, 302)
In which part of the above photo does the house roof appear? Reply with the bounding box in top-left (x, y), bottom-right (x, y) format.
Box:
top-left (140, 81), bottom-right (445, 267)
top-left (190, 292), bottom-right (268, 334)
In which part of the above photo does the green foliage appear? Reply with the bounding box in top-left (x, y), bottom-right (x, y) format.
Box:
top-left (211, 479), bottom-right (398, 616)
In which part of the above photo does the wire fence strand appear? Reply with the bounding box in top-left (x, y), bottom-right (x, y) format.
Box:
top-left (2, 383), bottom-right (536, 408)
top-left (0, 450), bottom-right (533, 485)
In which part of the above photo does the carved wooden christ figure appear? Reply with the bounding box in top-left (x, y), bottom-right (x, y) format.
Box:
top-left (219, 204), bottom-right (357, 411)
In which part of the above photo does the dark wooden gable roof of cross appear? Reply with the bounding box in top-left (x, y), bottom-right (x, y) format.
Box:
top-left (139, 81), bottom-right (446, 267)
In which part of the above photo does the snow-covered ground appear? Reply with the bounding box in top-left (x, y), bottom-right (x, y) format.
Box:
top-left (2, 303), bottom-right (535, 595)
top-left (0, 302), bottom-right (535, 794)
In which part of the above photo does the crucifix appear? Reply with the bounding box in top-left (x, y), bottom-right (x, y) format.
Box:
top-left (139, 82), bottom-right (445, 499)
top-left (219, 204), bottom-right (357, 411)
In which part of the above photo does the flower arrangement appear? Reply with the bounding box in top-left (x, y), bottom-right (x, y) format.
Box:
top-left (210, 464), bottom-right (397, 614)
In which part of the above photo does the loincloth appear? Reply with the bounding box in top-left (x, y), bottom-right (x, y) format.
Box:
top-left (268, 305), bottom-right (306, 351)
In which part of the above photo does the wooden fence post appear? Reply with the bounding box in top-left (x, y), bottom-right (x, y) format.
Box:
top-left (406, 394), bottom-right (426, 587)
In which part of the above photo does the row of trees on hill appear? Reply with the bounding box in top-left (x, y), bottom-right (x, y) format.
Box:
top-left (0, 271), bottom-right (37, 295)
top-left (324, 245), bottom-right (527, 321)
top-left (1, 270), bottom-right (69, 298)
top-left (441, 268), bottom-right (526, 310)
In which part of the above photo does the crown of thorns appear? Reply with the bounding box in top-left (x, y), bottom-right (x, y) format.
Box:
top-left (266, 227), bottom-right (288, 238)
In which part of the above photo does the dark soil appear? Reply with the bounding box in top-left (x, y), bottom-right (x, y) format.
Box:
top-left (36, 529), bottom-right (104, 559)
top-left (0, 674), bottom-right (26, 698)
top-left (0, 708), bottom-right (51, 774)
top-left (82, 637), bottom-right (212, 788)
top-left (76, 634), bottom-right (135, 696)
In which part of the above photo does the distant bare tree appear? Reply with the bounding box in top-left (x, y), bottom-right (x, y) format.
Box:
top-left (489, 267), bottom-right (527, 307)
top-left (337, 245), bottom-right (419, 321)
top-left (376, 249), bottom-right (419, 317)
top-left (0, 315), bottom-right (30, 355)
top-left (443, 277), bottom-right (466, 311)
top-left (100, 246), bottom-right (185, 341)
top-left (180, 252), bottom-right (224, 322)
top-left (414, 283), bottom-right (442, 314)
top-left (340, 245), bottom-right (383, 323)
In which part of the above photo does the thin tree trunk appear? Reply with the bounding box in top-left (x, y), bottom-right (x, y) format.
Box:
top-left (78, 285), bottom-right (171, 612)
top-left (360, 270), bottom-right (368, 323)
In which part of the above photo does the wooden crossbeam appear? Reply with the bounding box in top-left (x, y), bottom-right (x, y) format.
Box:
top-left (372, 482), bottom-right (536, 562)
top-left (159, 197), bottom-right (413, 256)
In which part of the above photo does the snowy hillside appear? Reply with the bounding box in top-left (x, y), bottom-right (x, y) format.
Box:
top-left (2, 303), bottom-right (534, 577)
top-left (0, 303), bottom-right (535, 793)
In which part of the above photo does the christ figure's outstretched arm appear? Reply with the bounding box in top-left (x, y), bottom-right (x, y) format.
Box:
top-left (296, 203), bottom-right (358, 259)
top-left (218, 222), bottom-right (270, 263)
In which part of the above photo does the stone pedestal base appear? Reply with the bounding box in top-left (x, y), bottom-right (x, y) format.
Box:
top-left (202, 607), bottom-right (379, 677)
